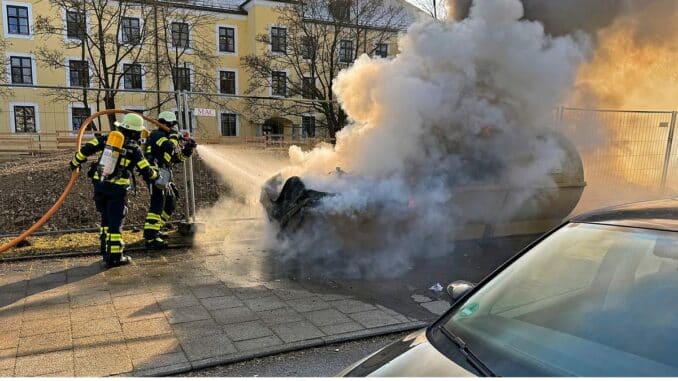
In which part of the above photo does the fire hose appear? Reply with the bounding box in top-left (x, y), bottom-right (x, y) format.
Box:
top-left (0, 109), bottom-right (170, 254)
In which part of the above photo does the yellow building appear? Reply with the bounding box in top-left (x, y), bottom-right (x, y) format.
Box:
top-left (0, 0), bottom-right (420, 152)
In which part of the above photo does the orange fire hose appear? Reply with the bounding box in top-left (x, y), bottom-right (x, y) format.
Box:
top-left (0, 109), bottom-right (170, 253)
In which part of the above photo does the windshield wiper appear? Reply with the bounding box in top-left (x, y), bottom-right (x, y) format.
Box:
top-left (440, 325), bottom-right (496, 377)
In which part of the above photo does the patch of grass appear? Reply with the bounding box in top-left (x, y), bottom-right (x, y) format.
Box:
top-left (0, 230), bottom-right (145, 258)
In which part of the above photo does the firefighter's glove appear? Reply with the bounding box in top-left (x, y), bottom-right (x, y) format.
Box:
top-left (182, 138), bottom-right (196, 157)
top-left (69, 161), bottom-right (79, 171)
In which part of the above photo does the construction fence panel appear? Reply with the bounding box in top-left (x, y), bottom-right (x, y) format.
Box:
top-left (559, 107), bottom-right (675, 190)
top-left (666, 123), bottom-right (678, 192)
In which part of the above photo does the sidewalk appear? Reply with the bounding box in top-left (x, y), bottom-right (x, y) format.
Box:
top-left (0, 247), bottom-right (431, 376)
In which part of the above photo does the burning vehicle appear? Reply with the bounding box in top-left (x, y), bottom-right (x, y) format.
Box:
top-left (258, 0), bottom-right (590, 278)
top-left (261, 130), bottom-right (586, 245)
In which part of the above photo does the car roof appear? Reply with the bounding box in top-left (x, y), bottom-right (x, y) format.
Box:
top-left (571, 198), bottom-right (678, 232)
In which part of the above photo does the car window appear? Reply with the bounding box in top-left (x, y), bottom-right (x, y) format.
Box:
top-left (442, 223), bottom-right (678, 376)
top-left (635, 254), bottom-right (677, 280)
top-left (490, 229), bottom-right (618, 314)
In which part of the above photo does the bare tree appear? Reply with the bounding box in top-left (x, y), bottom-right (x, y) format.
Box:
top-left (410, 0), bottom-right (447, 20)
top-left (153, 4), bottom-right (235, 116)
top-left (0, 40), bottom-right (13, 97)
top-left (35, 0), bottom-right (155, 125)
top-left (242, 0), bottom-right (409, 139)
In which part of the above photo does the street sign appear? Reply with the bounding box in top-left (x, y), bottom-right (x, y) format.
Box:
top-left (194, 108), bottom-right (216, 117)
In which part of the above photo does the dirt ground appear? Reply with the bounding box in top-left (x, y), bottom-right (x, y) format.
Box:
top-left (0, 150), bottom-right (230, 236)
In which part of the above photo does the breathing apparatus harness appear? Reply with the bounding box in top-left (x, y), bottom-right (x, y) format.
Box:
top-left (148, 112), bottom-right (185, 191)
top-left (91, 113), bottom-right (146, 191)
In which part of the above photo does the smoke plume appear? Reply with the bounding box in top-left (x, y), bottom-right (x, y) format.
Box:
top-left (271, 0), bottom-right (588, 278)
top-left (454, 0), bottom-right (678, 211)
top-left (454, 0), bottom-right (678, 109)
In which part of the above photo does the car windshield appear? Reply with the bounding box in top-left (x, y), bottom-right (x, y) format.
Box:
top-left (441, 223), bottom-right (678, 377)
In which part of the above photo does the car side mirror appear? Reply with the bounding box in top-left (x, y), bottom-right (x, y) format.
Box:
top-left (446, 280), bottom-right (475, 301)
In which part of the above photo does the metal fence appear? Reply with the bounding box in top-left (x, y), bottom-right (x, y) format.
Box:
top-left (2, 84), bottom-right (678, 195)
top-left (0, 85), bottom-right (335, 154)
top-left (558, 107), bottom-right (678, 191)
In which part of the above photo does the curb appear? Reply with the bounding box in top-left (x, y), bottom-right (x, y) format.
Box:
top-left (0, 244), bottom-right (192, 263)
top-left (0, 238), bottom-right (261, 263)
top-left (143, 321), bottom-right (429, 376)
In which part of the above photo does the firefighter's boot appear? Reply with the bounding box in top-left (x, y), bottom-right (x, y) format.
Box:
top-left (112, 255), bottom-right (132, 267)
top-left (144, 212), bottom-right (163, 241)
top-left (104, 232), bottom-right (127, 267)
top-left (145, 237), bottom-right (168, 250)
top-left (99, 227), bottom-right (109, 261)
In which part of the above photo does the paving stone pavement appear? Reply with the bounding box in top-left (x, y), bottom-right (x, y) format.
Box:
top-left (0, 249), bottom-right (431, 376)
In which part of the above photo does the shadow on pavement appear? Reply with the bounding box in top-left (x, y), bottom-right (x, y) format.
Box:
top-left (0, 261), bottom-right (104, 310)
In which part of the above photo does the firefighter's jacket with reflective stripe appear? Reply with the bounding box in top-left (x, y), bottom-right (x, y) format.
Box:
top-left (145, 130), bottom-right (191, 170)
top-left (71, 134), bottom-right (158, 188)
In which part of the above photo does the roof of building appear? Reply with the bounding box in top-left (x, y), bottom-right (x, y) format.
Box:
top-left (148, 0), bottom-right (247, 14)
top-left (238, 0), bottom-right (422, 27)
top-left (572, 198), bottom-right (678, 232)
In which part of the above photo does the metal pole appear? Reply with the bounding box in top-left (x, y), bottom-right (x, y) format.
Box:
top-left (188, 155), bottom-right (197, 223)
top-left (153, 2), bottom-right (161, 112)
top-left (660, 111), bottom-right (676, 190)
top-left (183, 90), bottom-right (192, 134)
top-left (182, 91), bottom-right (197, 222)
top-left (178, 90), bottom-right (191, 222)
top-left (182, 160), bottom-right (190, 221)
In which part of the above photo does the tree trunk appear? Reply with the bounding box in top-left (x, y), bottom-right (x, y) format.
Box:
top-left (104, 92), bottom-right (117, 126)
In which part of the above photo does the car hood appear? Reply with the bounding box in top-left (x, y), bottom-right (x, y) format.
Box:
top-left (338, 329), bottom-right (475, 377)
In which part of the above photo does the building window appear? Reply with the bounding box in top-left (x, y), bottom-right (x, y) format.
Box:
top-left (339, 40), bottom-right (353, 63)
top-left (302, 115), bottom-right (315, 138)
top-left (219, 70), bottom-right (236, 94)
top-left (374, 43), bottom-right (388, 58)
top-left (270, 27), bottom-right (286, 53)
top-left (123, 63), bottom-right (142, 89)
top-left (271, 71), bottom-right (286, 97)
top-left (10, 56), bottom-right (32, 84)
top-left (218, 26), bottom-right (235, 53)
top-left (13, 105), bottom-right (36, 133)
top-left (69, 60), bottom-right (89, 87)
top-left (65, 9), bottom-right (85, 39)
top-left (329, 0), bottom-right (350, 21)
top-left (171, 22), bottom-right (189, 49)
top-left (172, 67), bottom-right (191, 91)
top-left (7, 5), bottom-right (30, 35)
top-left (220, 112), bottom-right (237, 136)
top-left (302, 76), bottom-right (314, 99)
top-left (300, 36), bottom-right (315, 59)
top-left (121, 17), bottom-right (140, 45)
top-left (71, 106), bottom-right (94, 131)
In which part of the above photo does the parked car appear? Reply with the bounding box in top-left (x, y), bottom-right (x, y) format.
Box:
top-left (339, 199), bottom-right (678, 377)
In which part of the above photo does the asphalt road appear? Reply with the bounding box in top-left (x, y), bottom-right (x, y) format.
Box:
top-left (179, 332), bottom-right (409, 377)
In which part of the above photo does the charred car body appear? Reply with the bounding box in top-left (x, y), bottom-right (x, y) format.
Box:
top-left (261, 130), bottom-right (586, 243)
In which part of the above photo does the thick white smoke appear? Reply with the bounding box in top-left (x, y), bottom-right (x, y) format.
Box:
top-left (271, 0), bottom-right (589, 278)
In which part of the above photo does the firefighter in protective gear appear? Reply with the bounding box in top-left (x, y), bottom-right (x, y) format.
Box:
top-left (70, 113), bottom-right (158, 266)
top-left (143, 111), bottom-right (196, 249)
